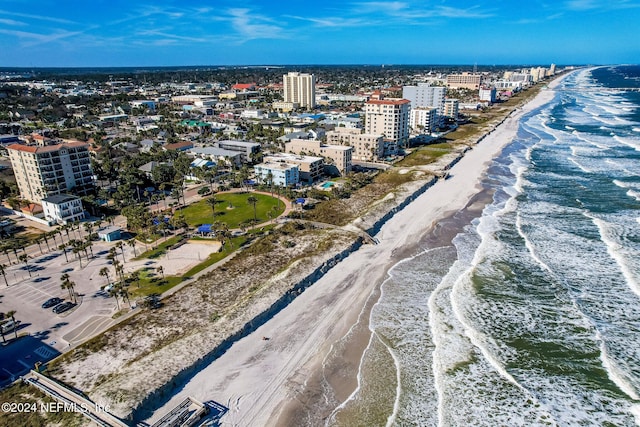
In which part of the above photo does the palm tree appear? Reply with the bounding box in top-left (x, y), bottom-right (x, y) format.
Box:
top-left (127, 238), bottom-right (137, 257)
top-left (60, 273), bottom-right (76, 303)
top-left (71, 242), bottom-right (83, 268)
top-left (5, 310), bottom-right (18, 339)
top-left (0, 264), bottom-right (7, 286)
top-left (34, 237), bottom-right (43, 255)
top-left (18, 254), bottom-right (31, 277)
top-left (58, 243), bottom-right (69, 263)
top-left (115, 264), bottom-right (125, 283)
top-left (42, 232), bottom-right (51, 252)
top-left (116, 241), bottom-right (126, 264)
top-left (99, 267), bottom-right (111, 287)
top-left (207, 195), bottom-right (217, 221)
top-left (109, 286), bottom-right (121, 310)
top-left (247, 195), bottom-right (258, 223)
top-left (119, 286), bottom-right (132, 308)
top-left (266, 170), bottom-right (274, 196)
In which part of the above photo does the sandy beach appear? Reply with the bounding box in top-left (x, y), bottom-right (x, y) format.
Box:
top-left (146, 75), bottom-right (569, 426)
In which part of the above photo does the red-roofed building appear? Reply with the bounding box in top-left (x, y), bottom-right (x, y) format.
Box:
top-left (7, 141), bottom-right (94, 203)
top-left (232, 83), bottom-right (256, 91)
top-left (364, 98), bottom-right (411, 155)
top-left (163, 141), bottom-right (194, 152)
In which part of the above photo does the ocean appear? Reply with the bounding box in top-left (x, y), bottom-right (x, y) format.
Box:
top-left (330, 66), bottom-right (640, 426)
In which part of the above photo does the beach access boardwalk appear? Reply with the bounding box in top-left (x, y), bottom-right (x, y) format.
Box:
top-left (23, 370), bottom-right (212, 427)
top-left (23, 370), bottom-right (128, 427)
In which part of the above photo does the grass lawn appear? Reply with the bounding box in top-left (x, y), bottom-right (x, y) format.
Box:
top-left (396, 143), bottom-right (456, 167)
top-left (178, 192), bottom-right (284, 229)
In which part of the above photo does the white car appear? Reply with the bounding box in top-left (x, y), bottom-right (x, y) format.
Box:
top-left (1, 319), bottom-right (18, 334)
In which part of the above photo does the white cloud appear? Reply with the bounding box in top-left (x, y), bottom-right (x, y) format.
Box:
top-left (0, 18), bottom-right (26, 26)
top-left (226, 8), bottom-right (288, 42)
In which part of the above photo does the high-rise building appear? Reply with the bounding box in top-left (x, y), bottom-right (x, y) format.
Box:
top-left (283, 72), bottom-right (316, 110)
top-left (364, 98), bottom-right (410, 155)
top-left (409, 107), bottom-right (438, 134)
top-left (7, 141), bottom-right (94, 204)
top-left (402, 83), bottom-right (446, 116)
top-left (444, 99), bottom-right (459, 120)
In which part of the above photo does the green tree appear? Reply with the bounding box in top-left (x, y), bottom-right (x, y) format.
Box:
top-left (127, 238), bottom-right (137, 257)
top-left (99, 267), bottom-right (111, 287)
top-left (247, 195), bottom-right (258, 223)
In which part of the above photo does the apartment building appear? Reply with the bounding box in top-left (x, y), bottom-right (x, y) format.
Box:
top-left (254, 161), bottom-right (299, 187)
top-left (364, 98), bottom-right (410, 155)
top-left (402, 83), bottom-right (446, 116)
top-left (264, 153), bottom-right (323, 184)
top-left (214, 140), bottom-right (261, 162)
top-left (409, 107), bottom-right (438, 134)
top-left (285, 139), bottom-right (352, 176)
top-left (325, 127), bottom-right (384, 162)
top-left (283, 72), bottom-right (316, 110)
top-left (7, 141), bottom-right (94, 204)
top-left (446, 73), bottom-right (483, 90)
top-left (443, 99), bottom-right (459, 120)
top-left (479, 86), bottom-right (497, 103)
top-left (41, 193), bottom-right (85, 225)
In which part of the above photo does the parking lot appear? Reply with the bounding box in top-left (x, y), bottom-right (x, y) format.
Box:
top-left (0, 231), bottom-right (222, 370)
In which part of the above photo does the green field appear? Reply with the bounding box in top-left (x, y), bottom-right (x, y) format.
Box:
top-left (178, 192), bottom-right (284, 229)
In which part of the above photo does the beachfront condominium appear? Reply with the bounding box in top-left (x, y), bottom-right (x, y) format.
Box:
top-left (254, 161), bottom-right (300, 187)
top-left (444, 99), bottom-right (459, 120)
top-left (326, 127), bottom-right (384, 162)
top-left (364, 98), bottom-right (410, 155)
top-left (7, 140), bottom-right (94, 204)
top-left (409, 107), bottom-right (438, 134)
top-left (283, 72), bottom-right (316, 110)
top-left (285, 139), bottom-right (352, 176)
top-left (402, 83), bottom-right (446, 116)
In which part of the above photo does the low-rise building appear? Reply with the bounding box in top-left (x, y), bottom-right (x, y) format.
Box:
top-left (214, 140), bottom-right (261, 162)
top-left (254, 161), bottom-right (299, 187)
top-left (41, 194), bottom-right (85, 225)
top-left (264, 153), bottom-right (323, 184)
top-left (188, 147), bottom-right (243, 167)
top-left (272, 101), bottom-right (299, 112)
top-left (285, 139), bottom-right (352, 176)
top-left (479, 86), bottom-right (497, 103)
top-left (326, 127), bottom-right (384, 162)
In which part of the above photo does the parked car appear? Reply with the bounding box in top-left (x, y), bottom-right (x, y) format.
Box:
top-left (52, 302), bottom-right (76, 314)
top-left (1, 319), bottom-right (19, 334)
top-left (42, 297), bottom-right (64, 309)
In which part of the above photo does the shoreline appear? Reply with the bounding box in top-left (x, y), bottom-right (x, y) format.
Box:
top-left (145, 73), bottom-right (573, 425)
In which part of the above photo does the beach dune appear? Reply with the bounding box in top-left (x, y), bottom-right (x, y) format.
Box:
top-left (146, 76), bottom-right (568, 426)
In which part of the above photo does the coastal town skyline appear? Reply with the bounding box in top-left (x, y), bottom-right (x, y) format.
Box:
top-left (0, 0), bottom-right (638, 67)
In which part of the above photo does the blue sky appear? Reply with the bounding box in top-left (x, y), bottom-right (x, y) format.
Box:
top-left (0, 0), bottom-right (638, 67)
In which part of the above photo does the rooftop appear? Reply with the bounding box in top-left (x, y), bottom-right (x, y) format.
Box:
top-left (366, 99), bottom-right (410, 105)
top-left (7, 141), bottom-right (89, 154)
top-left (41, 193), bottom-right (80, 204)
